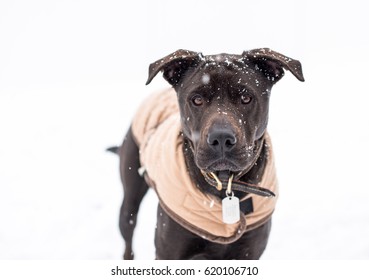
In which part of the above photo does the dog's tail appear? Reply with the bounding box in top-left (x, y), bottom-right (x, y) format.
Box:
top-left (106, 146), bottom-right (120, 155)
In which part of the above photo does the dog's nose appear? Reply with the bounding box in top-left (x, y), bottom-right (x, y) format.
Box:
top-left (207, 127), bottom-right (237, 152)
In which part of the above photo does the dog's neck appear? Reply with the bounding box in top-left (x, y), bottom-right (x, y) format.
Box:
top-left (182, 136), bottom-right (268, 200)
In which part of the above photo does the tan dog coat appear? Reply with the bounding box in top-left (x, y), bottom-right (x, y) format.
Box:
top-left (132, 88), bottom-right (278, 244)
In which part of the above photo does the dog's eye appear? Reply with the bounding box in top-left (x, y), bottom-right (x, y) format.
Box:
top-left (241, 94), bottom-right (252, 104)
top-left (192, 95), bottom-right (204, 106)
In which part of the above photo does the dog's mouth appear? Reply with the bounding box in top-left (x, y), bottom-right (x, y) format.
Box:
top-left (201, 169), bottom-right (239, 191)
top-left (200, 159), bottom-right (244, 184)
top-left (199, 142), bottom-right (264, 192)
top-left (201, 167), bottom-right (242, 192)
top-left (194, 137), bottom-right (265, 176)
top-left (213, 170), bottom-right (233, 181)
top-left (207, 160), bottom-right (238, 173)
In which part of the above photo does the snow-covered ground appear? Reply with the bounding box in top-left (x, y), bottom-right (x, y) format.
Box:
top-left (1, 0), bottom-right (369, 259)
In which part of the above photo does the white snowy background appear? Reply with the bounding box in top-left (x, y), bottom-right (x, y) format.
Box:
top-left (1, 0), bottom-right (368, 259)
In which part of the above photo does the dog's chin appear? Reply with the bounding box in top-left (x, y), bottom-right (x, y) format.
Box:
top-left (199, 160), bottom-right (243, 180)
top-left (209, 160), bottom-right (237, 171)
top-left (197, 157), bottom-right (257, 180)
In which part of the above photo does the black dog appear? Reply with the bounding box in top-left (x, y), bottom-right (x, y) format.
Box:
top-left (110, 48), bottom-right (304, 260)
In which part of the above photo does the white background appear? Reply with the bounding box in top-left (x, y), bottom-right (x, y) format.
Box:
top-left (0, 0), bottom-right (368, 259)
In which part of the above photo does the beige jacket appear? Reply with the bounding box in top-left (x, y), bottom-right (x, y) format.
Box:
top-left (132, 88), bottom-right (278, 244)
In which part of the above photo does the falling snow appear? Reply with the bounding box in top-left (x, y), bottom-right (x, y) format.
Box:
top-left (209, 200), bottom-right (215, 208)
top-left (201, 74), bottom-right (210, 84)
top-left (1, 0), bottom-right (368, 262)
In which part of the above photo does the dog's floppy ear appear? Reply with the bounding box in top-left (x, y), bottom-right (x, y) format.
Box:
top-left (146, 49), bottom-right (201, 86)
top-left (243, 48), bottom-right (305, 83)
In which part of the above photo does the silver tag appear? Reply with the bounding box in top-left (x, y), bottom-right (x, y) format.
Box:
top-left (222, 195), bottom-right (240, 224)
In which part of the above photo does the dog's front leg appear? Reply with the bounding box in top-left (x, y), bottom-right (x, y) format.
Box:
top-left (155, 204), bottom-right (209, 260)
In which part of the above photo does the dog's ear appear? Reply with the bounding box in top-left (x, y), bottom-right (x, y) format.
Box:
top-left (243, 48), bottom-right (305, 83)
top-left (146, 49), bottom-right (201, 86)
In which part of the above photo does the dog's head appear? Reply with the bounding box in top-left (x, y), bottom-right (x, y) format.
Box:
top-left (146, 49), bottom-right (304, 180)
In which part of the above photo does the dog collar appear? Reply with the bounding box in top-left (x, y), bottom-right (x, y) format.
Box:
top-left (201, 170), bottom-right (275, 197)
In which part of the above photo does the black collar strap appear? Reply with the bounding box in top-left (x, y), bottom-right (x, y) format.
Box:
top-left (202, 173), bottom-right (275, 197)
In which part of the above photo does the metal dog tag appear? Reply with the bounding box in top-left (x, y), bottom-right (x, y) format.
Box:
top-left (222, 195), bottom-right (240, 224)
